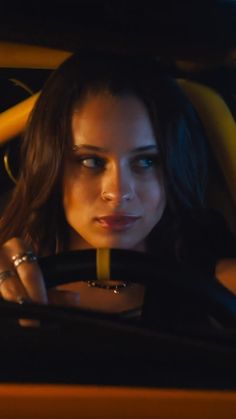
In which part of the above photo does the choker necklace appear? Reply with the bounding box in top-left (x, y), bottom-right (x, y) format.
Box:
top-left (86, 280), bottom-right (128, 294)
top-left (86, 248), bottom-right (128, 294)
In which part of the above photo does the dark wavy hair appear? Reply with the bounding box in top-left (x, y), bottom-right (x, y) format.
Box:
top-left (0, 50), bottom-right (209, 255)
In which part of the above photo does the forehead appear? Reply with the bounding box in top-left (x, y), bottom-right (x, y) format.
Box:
top-left (71, 93), bottom-right (157, 150)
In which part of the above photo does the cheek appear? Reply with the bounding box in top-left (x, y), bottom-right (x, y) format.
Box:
top-left (62, 180), bottom-right (90, 233)
top-left (141, 177), bottom-right (166, 213)
top-left (62, 174), bottom-right (99, 215)
top-left (62, 177), bottom-right (76, 211)
top-left (62, 174), bottom-right (83, 217)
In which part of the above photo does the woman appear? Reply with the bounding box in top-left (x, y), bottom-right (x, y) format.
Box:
top-left (0, 50), bottom-right (235, 316)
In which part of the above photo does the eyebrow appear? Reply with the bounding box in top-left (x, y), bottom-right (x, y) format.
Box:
top-left (72, 144), bottom-right (158, 153)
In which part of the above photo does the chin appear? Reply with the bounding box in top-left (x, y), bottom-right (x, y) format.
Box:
top-left (90, 236), bottom-right (143, 250)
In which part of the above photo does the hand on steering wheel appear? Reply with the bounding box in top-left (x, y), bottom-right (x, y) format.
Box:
top-left (1, 238), bottom-right (236, 329)
top-left (0, 237), bottom-right (80, 307)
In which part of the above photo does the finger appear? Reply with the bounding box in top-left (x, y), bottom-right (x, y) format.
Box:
top-left (2, 237), bottom-right (48, 304)
top-left (0, 255), bottom-right (37, 327)
top-left (48, 289), bottom-right (80, 307)
top-left (0, 251), bottom-right (30, 303)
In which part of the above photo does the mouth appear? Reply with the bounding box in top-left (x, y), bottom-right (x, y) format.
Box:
top-left (96, 215), bottom-right (141, 231)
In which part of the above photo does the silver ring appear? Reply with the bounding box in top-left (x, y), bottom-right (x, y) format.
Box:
top-left (0, 269), bottom-right (17, 286)
top-left (12, 251), bottom-right (37, 268)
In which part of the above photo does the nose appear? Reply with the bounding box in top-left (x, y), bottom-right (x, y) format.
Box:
top-left (101, 164), bottom-right (134, 204)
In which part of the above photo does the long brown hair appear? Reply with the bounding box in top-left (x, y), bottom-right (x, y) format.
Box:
top-left (0, 50), bottom-right (209, 255)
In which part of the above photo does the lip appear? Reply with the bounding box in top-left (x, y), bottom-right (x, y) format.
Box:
top-left (96, 215), bottom-right (141, 231)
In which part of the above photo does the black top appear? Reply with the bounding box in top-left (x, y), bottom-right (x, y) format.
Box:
top-left (148, 208), bottom-right (236, 275)
top-left (142, 208), bottom-right (236, 330)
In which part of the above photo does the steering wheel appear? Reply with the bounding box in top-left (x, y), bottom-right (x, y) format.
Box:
top-left (36, 248), bottom-right (236, 330)
top-left (0, 248), bottom-right (236, 386)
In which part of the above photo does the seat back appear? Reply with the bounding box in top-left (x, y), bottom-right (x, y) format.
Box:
top-left (178, 79), bottom-right (236, 233)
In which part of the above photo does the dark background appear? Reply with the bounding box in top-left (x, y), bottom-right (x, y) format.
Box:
top-left (0, 1), bottom-right (236, 59)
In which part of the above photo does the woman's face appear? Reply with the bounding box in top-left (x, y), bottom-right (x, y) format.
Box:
top-left (62, 92), bottom-right (166, 251)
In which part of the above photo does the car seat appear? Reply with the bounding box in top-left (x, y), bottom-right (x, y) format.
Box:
top-left (178, 79), bottom-right (236, 234)
top-left (0, 47), bottom-right (235, 233)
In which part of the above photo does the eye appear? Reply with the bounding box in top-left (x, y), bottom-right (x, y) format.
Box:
top-left (132, 155), bottom-right (159, 171)
top-left (79, 156), bottom-right (105, 169)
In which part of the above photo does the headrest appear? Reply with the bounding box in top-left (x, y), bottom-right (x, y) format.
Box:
top-left (178, 79), bottom-right (236, 208)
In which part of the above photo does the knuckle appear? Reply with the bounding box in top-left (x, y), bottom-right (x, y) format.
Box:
top-left (0, 240), bottom-right (47, 304)
top-left (2, 237), bottom-right (24, 250)
top-left (1, 282), bottom-right (22, 301)
top-left (1, 238), bottom-right (29, 262)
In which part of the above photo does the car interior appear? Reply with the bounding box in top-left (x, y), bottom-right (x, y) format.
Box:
top-left (0, 1), bottom-right (236, 418)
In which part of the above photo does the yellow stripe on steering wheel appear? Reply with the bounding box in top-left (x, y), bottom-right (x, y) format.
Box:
top-left (96, 248), bottom-right (110, 281)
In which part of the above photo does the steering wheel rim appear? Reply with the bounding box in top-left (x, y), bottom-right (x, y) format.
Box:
top-left (38, 249), bottom-right (236, 329)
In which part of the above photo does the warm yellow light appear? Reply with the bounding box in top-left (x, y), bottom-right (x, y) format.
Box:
top-left (0, 42), bottom-right (71, 69)
top-left (0, 93), bottom-right (40, 145)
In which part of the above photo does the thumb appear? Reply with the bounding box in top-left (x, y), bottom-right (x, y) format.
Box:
top-left (47, 289), bottom-right (80, 307)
